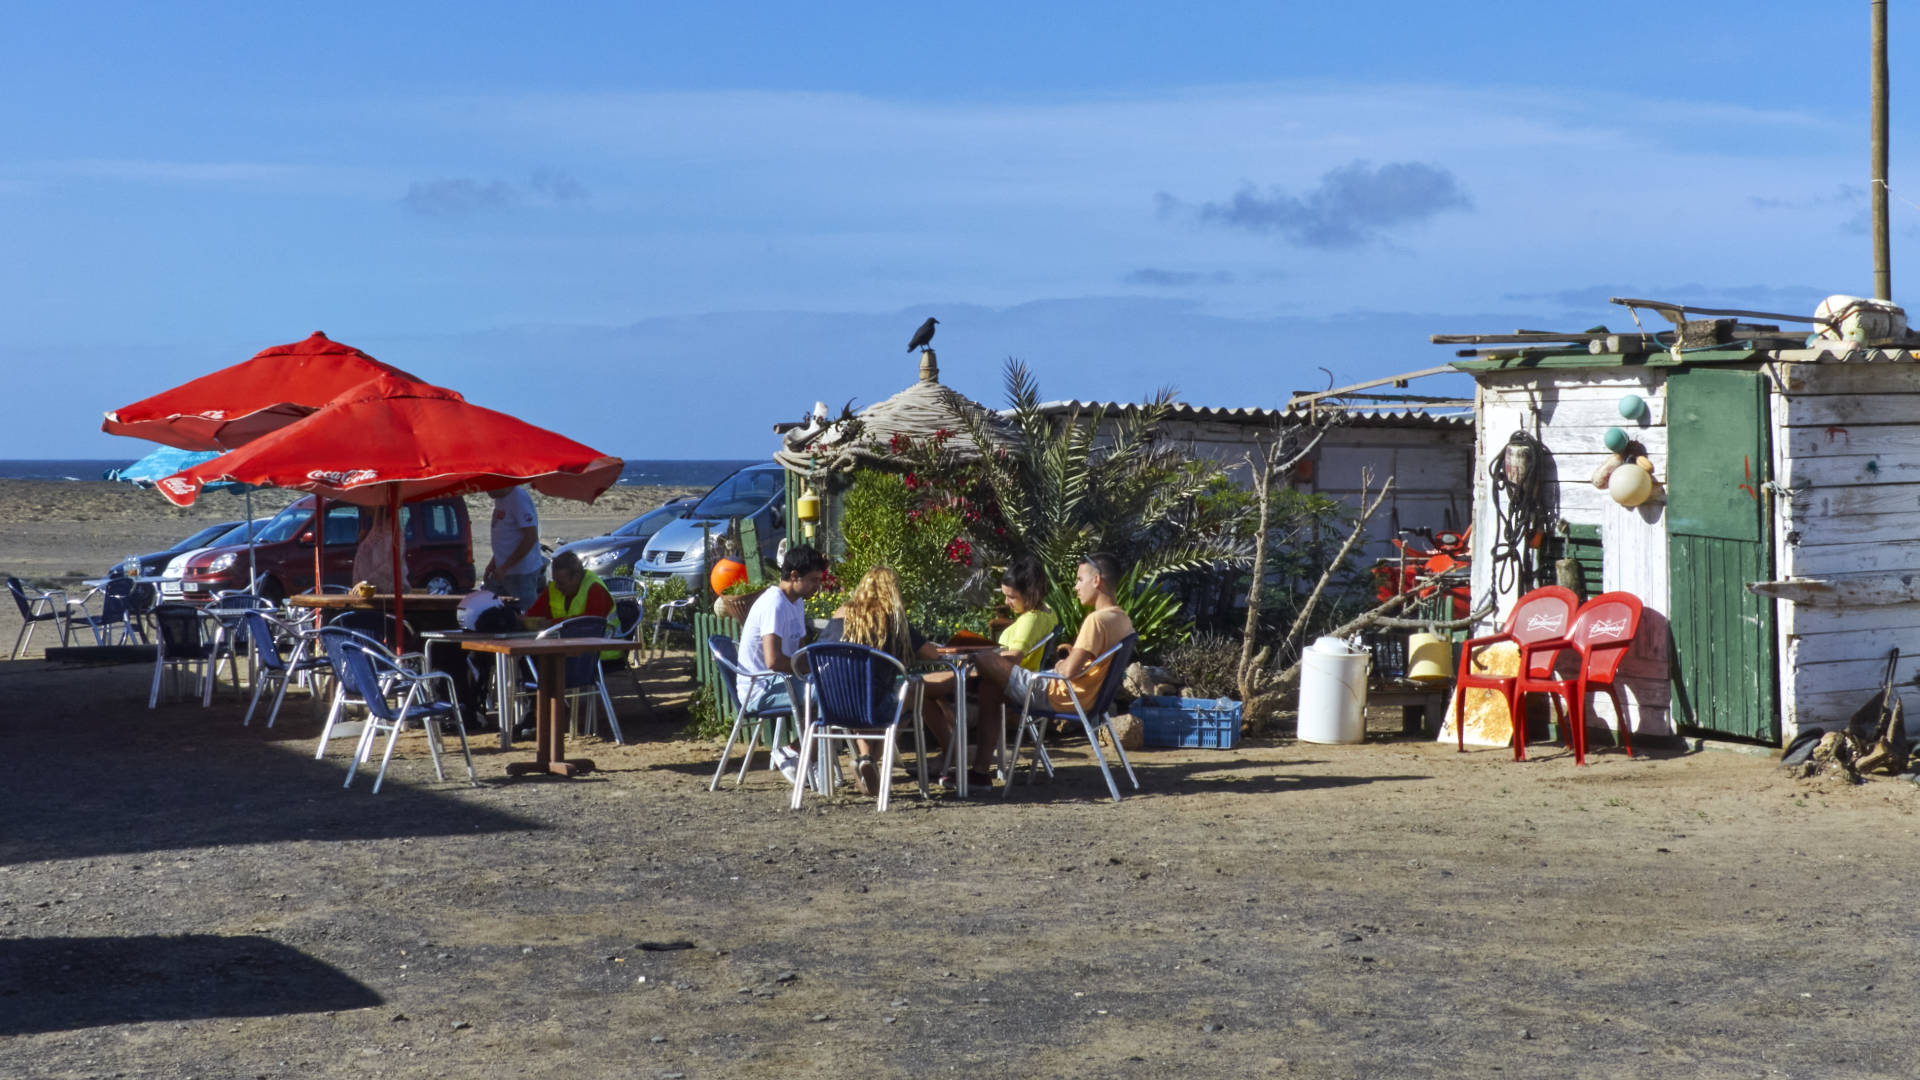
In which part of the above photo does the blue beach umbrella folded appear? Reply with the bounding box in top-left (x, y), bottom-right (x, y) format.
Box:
top-left (107, 446), bottom-right (262, 582)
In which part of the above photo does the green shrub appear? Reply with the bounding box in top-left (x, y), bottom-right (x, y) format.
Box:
top-left (683, 684), bottom-right (729, 741)
top-left (833, 469), bottom-right (978, 632)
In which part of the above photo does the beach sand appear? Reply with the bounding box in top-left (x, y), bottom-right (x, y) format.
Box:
top-left (0, 479), bottom-right (699, 653)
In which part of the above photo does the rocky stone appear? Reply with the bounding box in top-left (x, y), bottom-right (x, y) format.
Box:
top-left (1100, 713), bottom-right (1145, 751)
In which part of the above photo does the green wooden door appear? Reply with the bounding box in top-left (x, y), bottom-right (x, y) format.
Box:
top-left (1665, 368), bottom-right (1779, 742)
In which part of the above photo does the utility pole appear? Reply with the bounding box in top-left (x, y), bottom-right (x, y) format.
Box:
top-left (1873, 0), bottom-right (1891, 300)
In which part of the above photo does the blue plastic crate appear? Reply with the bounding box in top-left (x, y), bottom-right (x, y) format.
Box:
top-left (1132, 696), bottom-right (1243, 749)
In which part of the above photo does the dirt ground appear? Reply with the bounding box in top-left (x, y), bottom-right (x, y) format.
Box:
top-left (7, 481), bottom-right (1920, 1077)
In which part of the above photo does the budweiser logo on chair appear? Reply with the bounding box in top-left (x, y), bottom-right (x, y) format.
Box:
top-left (1591, 617), bottom-right (1629, 638)
top-left (1524, 612), bottom-right (1565, 633)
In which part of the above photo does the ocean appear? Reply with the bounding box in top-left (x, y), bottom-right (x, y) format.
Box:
top-left (0, 458), bottom-right (761, 487)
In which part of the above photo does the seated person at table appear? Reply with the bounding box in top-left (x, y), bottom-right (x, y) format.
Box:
top-left (995, 552), bottom-right (1058, 672)
top-left (971, 552), bottom-right (1132, 775)
top-left (350, 506), bottom-right (406, 592)
top-left (815, 566), bottom-right (954, 797)
top-left (738, 544), bottom-right (829, 781)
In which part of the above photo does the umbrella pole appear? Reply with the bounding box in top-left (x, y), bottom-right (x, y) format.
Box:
top-left (245, 489), bottom-right (256, 590)
top-left (390, 486), bottom-right (405, 653)
top-left (313, 495), bottom-right (326, 595)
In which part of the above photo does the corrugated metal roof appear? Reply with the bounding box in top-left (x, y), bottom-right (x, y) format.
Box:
top-left (1022, 400), bottom-right (1473, 428)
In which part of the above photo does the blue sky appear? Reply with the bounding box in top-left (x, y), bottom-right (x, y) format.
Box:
top-left (6, 2), bottom-right (1914, 459)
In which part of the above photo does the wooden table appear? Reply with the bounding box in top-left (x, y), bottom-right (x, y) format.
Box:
top-left (457, 637), bottom-right (646, 778)
top-left (285, 593), bottom-right (479, 612)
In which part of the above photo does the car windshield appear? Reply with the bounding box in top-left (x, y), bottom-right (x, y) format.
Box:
top-left (249, 504), bottom-right (318, 544)
top-left (690, 469), bottom-right (782, 518)
top-left (612, 502), bottom-right (687, 537)
top-left (209, 521), bottom-right (263, 546)
top-left (171, 522), bottom-right (238, 551)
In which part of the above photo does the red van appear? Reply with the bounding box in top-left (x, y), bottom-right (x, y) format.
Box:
top-left (167, 494), bottom-right (476, 601)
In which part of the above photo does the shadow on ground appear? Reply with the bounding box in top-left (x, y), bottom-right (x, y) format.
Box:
top-left (0, 934), bottom-right (382, 1035)
top-left (0, 661), bottom-right (538, 866)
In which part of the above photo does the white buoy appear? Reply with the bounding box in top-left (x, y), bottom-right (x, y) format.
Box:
top-left (1298, 636), bottom-right (1369, 744)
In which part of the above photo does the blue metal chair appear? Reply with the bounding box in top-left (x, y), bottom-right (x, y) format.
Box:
top-left (789, 642), bottom-right (914, 812)
top-left (8, 577), bottom-right (75, 659)
top-left (1006, 633), bottom-right (1141, 802)
top-left (79, 577), bottom-right (146, 645)
top-left (239, 610), bottom-right (332, 728)
top-left (332, 636), bottom-right (474, 793)
top-left (550, 614), bottom-right (624, 744)
top-left (148, 603), bottom-right (217, 708)
top-left (706, 634), bottom-right (800, 790)
top-left (313, 626), bottom-right (414, 758)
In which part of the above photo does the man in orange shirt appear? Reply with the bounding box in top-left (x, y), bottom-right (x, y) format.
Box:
top-left (972, 552), bottom-right (1133, 777)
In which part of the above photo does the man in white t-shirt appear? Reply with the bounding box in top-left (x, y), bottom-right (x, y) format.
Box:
top-left (484, 485), bottom-right (543, 609)
top-left (736, 544), bottom-right (828, 778)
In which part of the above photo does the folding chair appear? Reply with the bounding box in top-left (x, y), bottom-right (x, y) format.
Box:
top-left (650, 592), bottom-right (698, 659)
top-left (987, 629), bottom-right (1058, 778)
top-left (8, 577), bottom-right (76, 659)
top-left (707, 634), bottom-right (800, 789)
top-left (332, 637), bottom-right (475, 793)
top-left (205, 591), bottom-right (278, 700)
top-left (790, 642), bottom-right (915, 812)
top-left (1006, 633), bottom-right (1140, 802)
top-left (148, 603), bottom-right (217, 708)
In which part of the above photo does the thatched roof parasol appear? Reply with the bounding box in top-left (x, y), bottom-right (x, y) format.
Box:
top-left (775, 351), bottom-right (1020, 482)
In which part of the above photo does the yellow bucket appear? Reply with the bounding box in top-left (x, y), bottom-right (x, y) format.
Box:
top-left (1407, 632), bottom-right (1454, 684)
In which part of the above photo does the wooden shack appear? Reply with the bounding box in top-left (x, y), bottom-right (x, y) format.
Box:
top-left (1025, 400), bottom-right (1476, 564)
top-left (1449, 313), bottom-right (1920, 747)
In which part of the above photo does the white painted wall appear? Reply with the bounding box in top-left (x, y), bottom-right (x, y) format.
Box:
top-left (1469, 369), bottom-right (1673, 736)
top-left (1772, 361), bottom-right (1920, 735)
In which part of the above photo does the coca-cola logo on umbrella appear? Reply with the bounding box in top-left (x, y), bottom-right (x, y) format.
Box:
top-left (305, 468), bottom-right (380, 486)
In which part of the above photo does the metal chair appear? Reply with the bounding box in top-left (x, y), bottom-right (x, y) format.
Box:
top-left (1006, 634), bottom-right (1140, 802)
top-left (313, 626), bottom-right (417, 758)
top-left (8, 577), bottom-right (75, 659)
top-left (706, 634), bottom-right (800, 789)
top-left (988, 629), bottom-right (1058, 778)
top-left (650, 592), bottom-right (698, 658)
top-left (547, 615), bottom-right (625, 744)
top-left (789, 642), bottom-right (915, 812)
top-left (148, 603), bottom-right (217, 708)
top-left (332, 636), bottom-right (475, 793)
top-left (239, 611), bottom-right (332, 728)
top-left (204, 591), bottom-right (278, 700)
top-left (77, 578), bottom-right (146, 645)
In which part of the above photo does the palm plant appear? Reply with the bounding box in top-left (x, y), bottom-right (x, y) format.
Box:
top-left (952, 358), bottom-right (1250, 582)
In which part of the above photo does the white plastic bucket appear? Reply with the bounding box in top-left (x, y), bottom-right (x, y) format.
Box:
top-left (1298, 635), bottom-right (1368, 744)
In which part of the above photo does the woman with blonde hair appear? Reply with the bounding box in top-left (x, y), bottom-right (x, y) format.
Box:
top-left (818, 565), bottom-right (954, 797)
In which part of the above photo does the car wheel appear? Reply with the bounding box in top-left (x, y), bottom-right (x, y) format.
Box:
top-left (424, 572), bottom-right (457, 595)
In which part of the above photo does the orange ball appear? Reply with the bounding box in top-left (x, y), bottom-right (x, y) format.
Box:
top-left (709, 558), bottom-right (748, 594)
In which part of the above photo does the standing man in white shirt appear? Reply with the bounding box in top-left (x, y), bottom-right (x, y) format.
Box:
top-left (736, 543), bottom-right (828, 779)
top-left (484, 485), bottom-right (543, 609)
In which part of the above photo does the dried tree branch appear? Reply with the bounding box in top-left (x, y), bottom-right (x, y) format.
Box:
top-left (1237, 427), bottom-right (1329, 705)
top-left (1274, 470), bottom-right (1395, 666)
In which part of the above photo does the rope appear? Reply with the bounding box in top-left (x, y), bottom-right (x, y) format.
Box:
top-left (1485, 430), bottom-right (1554, 598)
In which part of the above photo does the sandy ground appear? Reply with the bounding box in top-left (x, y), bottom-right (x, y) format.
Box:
top-left (6, 480), bottom-right (1920, 1077)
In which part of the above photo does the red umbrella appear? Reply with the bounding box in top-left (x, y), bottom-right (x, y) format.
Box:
top-left (155, 374), bottom-right (624, 647)
top-left (102, 331), bottom-right (419, 452)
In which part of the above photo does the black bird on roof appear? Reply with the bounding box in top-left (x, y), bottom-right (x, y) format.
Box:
top-left (906, 317), bottom-right (938, 352)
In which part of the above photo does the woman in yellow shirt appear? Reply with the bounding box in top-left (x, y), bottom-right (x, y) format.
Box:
top-left (944, 553), bottom-right (1057, 788)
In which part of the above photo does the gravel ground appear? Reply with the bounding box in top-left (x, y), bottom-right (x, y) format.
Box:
top-left (4, 652), bottom-right (1920, 1079)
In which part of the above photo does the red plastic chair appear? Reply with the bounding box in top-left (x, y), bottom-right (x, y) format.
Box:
top-left (1513, 591), bottom-right (1644, 765)
top-left (1451, 586), bottom-right (1579, 756)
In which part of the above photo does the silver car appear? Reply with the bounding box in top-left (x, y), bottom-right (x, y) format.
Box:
top-left (637, 463), bottom-right (787, 588)
top-left (552, 496), bottom-right (698, 577)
